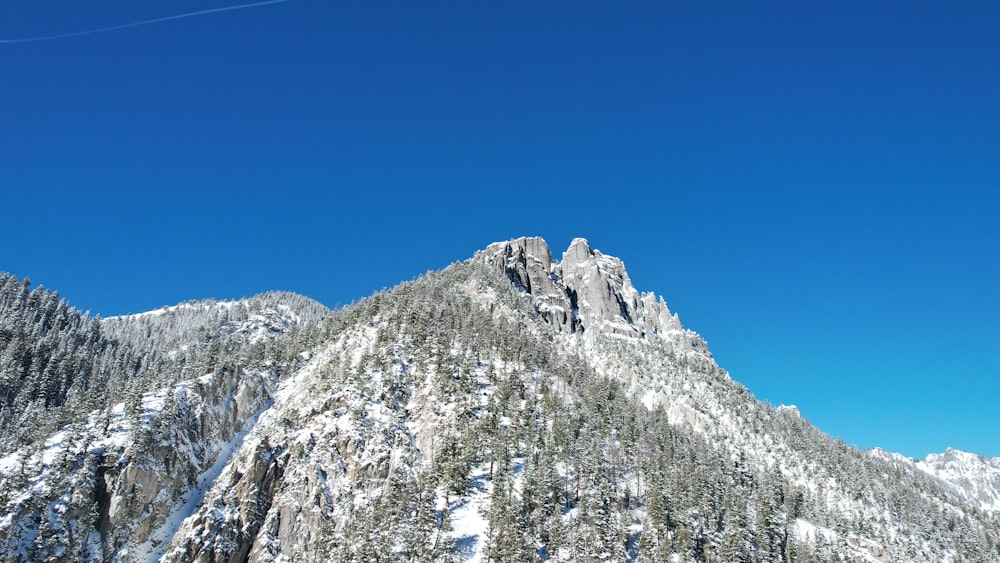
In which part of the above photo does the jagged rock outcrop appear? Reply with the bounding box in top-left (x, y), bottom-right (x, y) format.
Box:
top-left (117, 366), bottom-right (280, 555)
top-left (481, 236), bottom-right (574, 332)
top-left (164, 438), bottom-right (288, 563)
top-left (479, 236), bottom-right (711, 361)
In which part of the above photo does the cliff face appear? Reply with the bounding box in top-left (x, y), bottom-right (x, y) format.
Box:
top-left (481, 237), bottom-right (706, 355)
top-left (482, 236), bottom-right (655, 336)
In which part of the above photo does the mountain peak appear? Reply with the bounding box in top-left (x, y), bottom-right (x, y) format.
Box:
top-left (478, 237), bottom-right (712, 360)
top-left (4, 243), bottom-right (999, 562)
top-left (563, 237), bottom-right (594, 262)
top-left (917, 448), bottom-right (1000, 513)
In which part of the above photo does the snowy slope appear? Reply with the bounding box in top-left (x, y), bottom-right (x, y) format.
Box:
top-left (157, 237), bottom-right (999, 561)
top-left (479, 237), bottom-right (998, 561)
top-left (0, 293), bottom-right (323, 562)
top-left (916, 448), bottom-right (1000, 513)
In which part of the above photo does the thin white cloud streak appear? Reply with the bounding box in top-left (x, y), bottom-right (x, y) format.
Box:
top-left (0, 0), bottom-right (290, 44)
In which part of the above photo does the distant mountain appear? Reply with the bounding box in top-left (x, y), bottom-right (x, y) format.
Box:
top-left (916, 448), bottom-right (1000, 514)
top-left (0, 238), bottom-right (997, 562)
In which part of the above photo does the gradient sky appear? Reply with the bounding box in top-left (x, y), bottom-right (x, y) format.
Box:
top-left (1, 1), bottom-right (997, 459)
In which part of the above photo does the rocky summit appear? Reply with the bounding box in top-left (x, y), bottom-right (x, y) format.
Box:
top-left (483, 237), bottom-right (675, 336)
top-left (0, 239), bottom-right (998, 562)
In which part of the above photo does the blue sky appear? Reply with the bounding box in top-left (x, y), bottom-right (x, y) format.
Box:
top-left (1, 1), bottom-right (997, 459)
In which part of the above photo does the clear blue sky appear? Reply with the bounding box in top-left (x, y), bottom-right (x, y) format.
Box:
top-left (1, 1), bottom-right (997, 459)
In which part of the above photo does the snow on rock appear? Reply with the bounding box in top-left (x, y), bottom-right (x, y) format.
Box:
top-left (916, 448), bottom-right (1000, 513)
top-left (478, 237), bottom-right (710, 363)
top-left (132, 397), bottom-right (275, 563)
top-left (0, 293), bottom-right (313, 562)
top-left (777, 404), bottom-right (801, 418)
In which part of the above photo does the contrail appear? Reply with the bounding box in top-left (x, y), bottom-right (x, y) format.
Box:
top-left (0, 0), bottom-right (290, 44)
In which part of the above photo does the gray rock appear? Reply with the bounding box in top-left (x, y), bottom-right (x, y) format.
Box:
top-left (479, 236), bottom-right (711, 359)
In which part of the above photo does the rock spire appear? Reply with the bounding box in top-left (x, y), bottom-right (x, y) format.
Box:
top-left (478, 237), bottom-right (707, 359)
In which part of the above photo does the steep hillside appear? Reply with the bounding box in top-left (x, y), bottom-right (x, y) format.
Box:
top-left (0, 238), bottom-right (997, 562)
top-left (0, 283), bottom-right (327, 561)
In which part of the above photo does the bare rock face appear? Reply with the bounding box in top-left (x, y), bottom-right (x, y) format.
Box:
top-left (559, 237), bottom-right (645, 337)
top-left (159, 348), bottom-right (421, 563)
top-left (479, 237), bottom-right (710, 359)
top-left (163, 438), bottom-right (287, 563)
top-left (482, 236), bottom-right (576, 332)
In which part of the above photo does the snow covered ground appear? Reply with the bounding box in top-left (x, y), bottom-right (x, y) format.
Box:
top-left (449, 465), bottom-right (493, 562)
top-left (447, 458), bottom-right (526, 562)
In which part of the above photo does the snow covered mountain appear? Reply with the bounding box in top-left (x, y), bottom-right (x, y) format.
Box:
top-left (868, 446), bottom-right (1000, 517)
top-left (916, 449), bottom-right (1000, 514)
top-left (0, 239), bottom-right (997, 562)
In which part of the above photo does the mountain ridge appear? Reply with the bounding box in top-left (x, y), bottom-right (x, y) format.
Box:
top-left (0, 239), bottom-right (998, 562)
